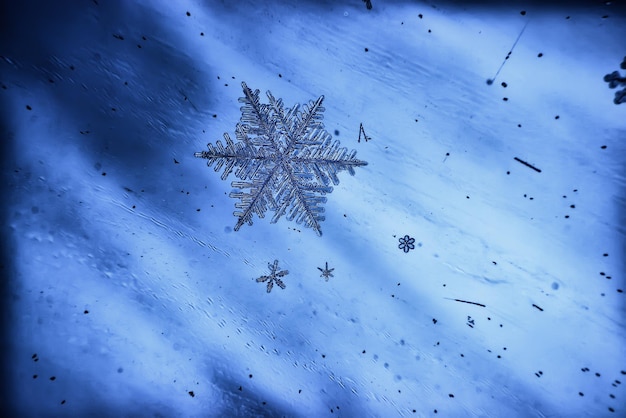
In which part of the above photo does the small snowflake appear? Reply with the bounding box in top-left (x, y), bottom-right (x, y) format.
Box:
top-left (317, 262), bottom-right (335, 281)
top-left (398, 235), bottom-right (415, 253)
top-left (256, 260), bottom-right (288, 293)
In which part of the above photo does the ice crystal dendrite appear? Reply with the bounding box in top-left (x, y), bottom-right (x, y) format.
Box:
top-left (195, 82), bottom-right (368, 236)
top-left (317, 262), bottom-right (335, 281)
top-left (398, 235), bottom-right (415, 253)
top-left (256, 259), bottom-right (288, 293)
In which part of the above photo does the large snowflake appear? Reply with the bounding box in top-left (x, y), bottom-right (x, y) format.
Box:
top-left (195, 82), bottom-right (368, 236)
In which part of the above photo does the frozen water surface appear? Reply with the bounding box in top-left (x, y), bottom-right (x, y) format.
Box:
top-left (1, 0), bottom-right (625, 416)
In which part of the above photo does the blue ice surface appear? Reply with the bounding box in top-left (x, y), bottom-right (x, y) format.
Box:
top-left (1, 0), bottom-right (625, 417)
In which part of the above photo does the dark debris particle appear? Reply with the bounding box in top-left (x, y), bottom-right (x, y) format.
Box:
top-left (249, 374), bottom-right (253, 378)
top-left (609, 407), bottom-right (614, 413)
top-left (33, 375), bottom-right (37, 379)
top-left (419, 14), bottom-right (423, 18)
top-left (596, 372), bottom-right (601, 377)
top-left (50, 376), bottom-right (56, 381)
top-left (501, 82), bottom-right (508, 87)
top-left (84, 310), bottom-right (89, 314)
top-left (448, 394), bottom-right (454, 398)
top-left (364, 47), bottom-right (369, 52)
top-left (200, 32), bottom-right (204, 36)
top-left (579, 392), bottom-right (584, 396)
top-left (521, 10), bottom-right (526, 15)
top-left (113, 34), bottom-right (124, 40)
top-left (555, 115), bottom-right (560, 119)
top-left (26, 105), bottom-right (32, 110)
top-left (188, 391), bottom-right (195, 397)
top-left (238, 386), bottom-right (242, 391)
top-left (503, 97), bottom-right (508, 101)
top-left (186, 11), bottom-right (190, 16)
top-left (538, 53), bottom-right (543, 57)
top-left (601, 145), bottom-right (607, 149)
top-left (61, 400), bottom-right (66, 405)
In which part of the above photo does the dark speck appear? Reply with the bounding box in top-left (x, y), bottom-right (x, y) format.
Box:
top-left (26, 105), bottom-right (32, 110)
top-left (50, 376), bottom-right (56, 381)
top-left (520, 10), bottom-right (526, 15)
top-left (186, 11), bottom-right (191, 16)
top-left (188, 391), bottom-right (195, 397)
top-left (538, 53), bottom-right (543, 57)
top-left (364, 47), bottom-right (369, 52)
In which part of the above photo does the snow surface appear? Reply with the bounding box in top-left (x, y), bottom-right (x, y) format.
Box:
top-left (1, 0), bottom-right (625, 417)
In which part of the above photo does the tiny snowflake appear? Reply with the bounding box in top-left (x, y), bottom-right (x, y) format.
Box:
top-left (256, 259), bottom-right (288, 293)
top-left (398, 235), bottom-right (415, 253)
top-left (317, 262), bottom-right (335, 281)
top-left (604, 56), bottom-right (626, 104)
